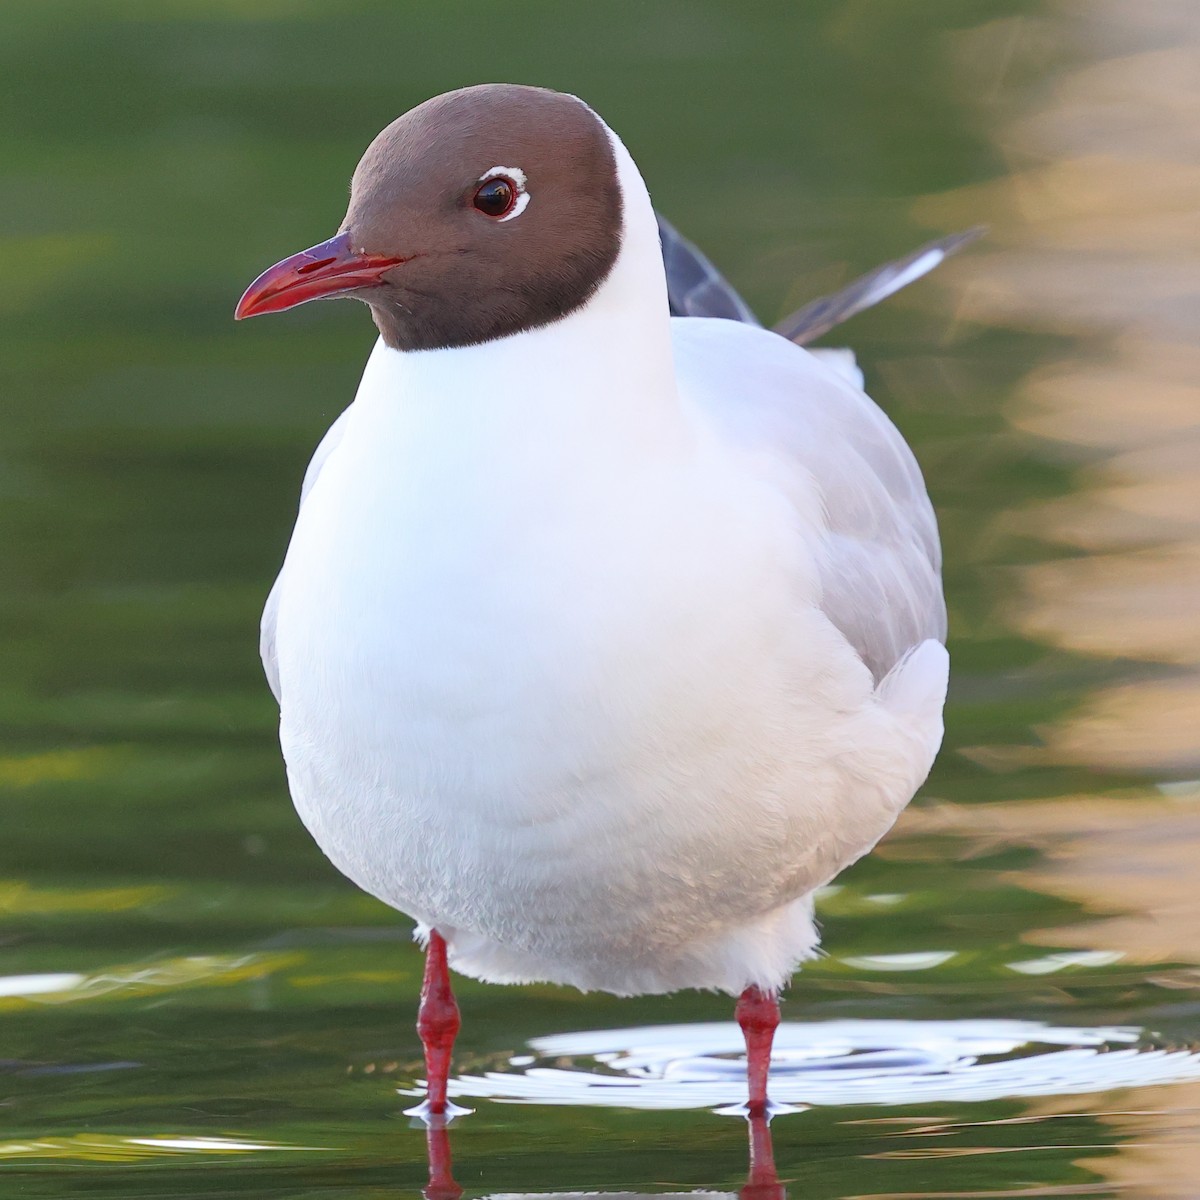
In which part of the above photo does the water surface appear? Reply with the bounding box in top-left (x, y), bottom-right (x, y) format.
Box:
top-left (3, 2), bottom-right (1200, 1196)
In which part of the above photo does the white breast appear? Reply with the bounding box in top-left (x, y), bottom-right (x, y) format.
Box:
top-left (270, 323), bottom-right (945, 996)
top-left (267, 122), bottom-right (947, 997)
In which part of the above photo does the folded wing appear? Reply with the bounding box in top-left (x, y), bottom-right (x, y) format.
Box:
top-left (673, 319), bottom-right (945, 684)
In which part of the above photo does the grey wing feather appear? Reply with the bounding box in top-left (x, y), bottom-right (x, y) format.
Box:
top-left (657, 213), bottom-right (760, 324)
top-left (774, 227), bottom-right (985, 345)
top-left (677, 322), bottom-right (946, 683)
top-left (661, 220), bottom-right (974, 678)
top-left (260, 407), bottom-right (352, 704)
top-left (797, 381), bottom-right (947, 682)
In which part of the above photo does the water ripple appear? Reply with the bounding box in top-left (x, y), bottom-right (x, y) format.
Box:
top-left (406, 1019), bottom-right (1200, 1112)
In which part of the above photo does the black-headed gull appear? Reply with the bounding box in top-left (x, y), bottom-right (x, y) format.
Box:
top-left (236, 84), bottom-right (962, 1119)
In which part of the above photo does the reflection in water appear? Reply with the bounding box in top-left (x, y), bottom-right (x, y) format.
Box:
top-left (918, 0), bottom-right (1200, 776)
top-left (0, 1133), bottom-right (328, 1162)
top-left (429, 1111), bottom-right (781, 1200)
top-left (424, 1121), bottom-right (463, 1200)
top-left (400, 1019), bottom-right (1200, 1112)
top-left (741, 1114), bottom-right (784, 1200)
top-left (0, 952), bottom-right (300, 1008)
top-left (902, 795), bottom-right (1200, 967)
top-left (910, 4), bottom-right (1200, 1193)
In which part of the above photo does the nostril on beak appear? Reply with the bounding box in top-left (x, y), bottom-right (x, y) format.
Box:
top-left (297, 256), bottom-right (338, 275)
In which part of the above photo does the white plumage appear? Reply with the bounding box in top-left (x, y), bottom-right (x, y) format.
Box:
top-left (260, 117), bottom-right (948, 999)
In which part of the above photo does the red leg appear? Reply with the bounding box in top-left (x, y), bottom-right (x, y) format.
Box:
top-left (736, 985), bottom-right (780, 1116)
top-left (416, 929), bottom-right (460, 1117)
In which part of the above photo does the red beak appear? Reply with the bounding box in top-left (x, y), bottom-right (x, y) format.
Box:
top-left (235, 231), bottom-right (407, 320)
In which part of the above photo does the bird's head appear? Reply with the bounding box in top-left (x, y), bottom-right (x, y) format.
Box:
top-left (235, 84), bottom-right (624, 352)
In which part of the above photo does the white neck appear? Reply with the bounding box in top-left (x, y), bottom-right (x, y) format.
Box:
top-left (352, 117), bottom-right (681, 456)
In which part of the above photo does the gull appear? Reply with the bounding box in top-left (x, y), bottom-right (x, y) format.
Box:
top-left (235, 83), bottom-right (966, 1119)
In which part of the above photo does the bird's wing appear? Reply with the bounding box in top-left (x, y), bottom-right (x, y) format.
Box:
top-left (657, 213), bottom-right (760, 324)
top-left (674, 319), bottom-right (945, 684)
top-left (657, 212), bottom-right (982, 347)
top-left (260, 406), bottom-right (352, 704)
top-left (773, 228), bottom-right (985, 345)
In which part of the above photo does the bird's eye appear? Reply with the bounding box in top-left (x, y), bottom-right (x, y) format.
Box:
top-left (473, 177), bottom-right (517, 219)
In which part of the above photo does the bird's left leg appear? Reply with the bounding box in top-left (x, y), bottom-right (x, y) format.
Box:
top-left (406, 928), bottom-right (468, 1120)
top-left (736, 985), bottom-right (780, 1116)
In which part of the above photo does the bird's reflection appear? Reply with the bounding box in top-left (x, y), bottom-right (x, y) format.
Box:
top-left (422, 1119), bottom-right (463, 1200)
top-left (419, 1111), bottom-right (784, 1200)
top-left (741, 1112), bottom-right (785, 1200)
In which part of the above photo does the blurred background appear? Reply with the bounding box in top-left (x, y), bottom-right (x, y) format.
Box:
top-left (2, 1), bottom-right (1199, 1196)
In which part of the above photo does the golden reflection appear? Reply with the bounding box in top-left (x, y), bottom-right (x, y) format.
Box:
top-left (0, 1133), bottom-right (328, 1161)
top-left (0, 879), bottom-right (166, 916)
top-left (899, 792), bottom-right (1200, 967)
top-left (1078, 1083), bottom-right (1200, 1198)
top-left (910, 11), bottom-right (1200, 1183)
top-left (916, 1), bottom-right (1200, 776)
top-left (0, 952), bottom-right (301, 1011)
top-left (838, 787), bottom-right (1200, 1190)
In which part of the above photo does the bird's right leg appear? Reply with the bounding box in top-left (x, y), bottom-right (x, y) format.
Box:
top-left (736, 985), bottom-right (780, 1116)
top-left (407, 928), bottom-right (465, 1120)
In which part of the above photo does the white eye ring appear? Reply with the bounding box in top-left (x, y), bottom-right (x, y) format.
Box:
top-left (478, 165), bottom-right (530, 222)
